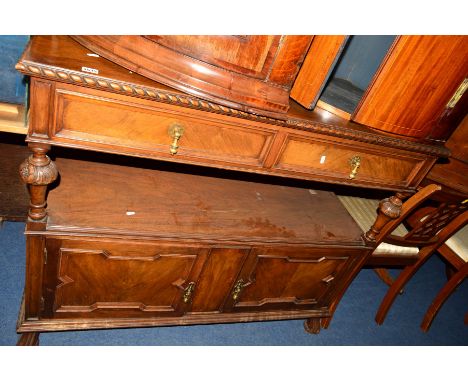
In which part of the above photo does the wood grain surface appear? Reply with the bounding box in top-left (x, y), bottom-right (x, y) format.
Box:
top-left (291, 36), bottom-right (347, 109)
top-left (71, 35), bottom-right (313, 117)
top-left (46, 157), bottom-right (364, 245)
top-left (353, 36), bottom-right (468, 140)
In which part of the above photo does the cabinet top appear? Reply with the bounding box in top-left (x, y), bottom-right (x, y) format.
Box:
top-left (16, 36), bottom-right (449, 159)
top-left (44, 157), bottom-right (366, 247)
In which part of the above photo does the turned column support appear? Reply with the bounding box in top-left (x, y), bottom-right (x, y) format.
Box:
top-left (19, 143), bottom-right (58, 221)
top-left (364, 192), bottom-right (409, 242)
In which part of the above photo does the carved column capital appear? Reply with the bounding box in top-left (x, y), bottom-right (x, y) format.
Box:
top-left (19, 144), bottom-right (58, 221)
top-left (378, 194), bottom-right (404, 219)
top-left (364, 192), bottom-right (407, 242)
top-left (19, 154), bottom-right (58, 186)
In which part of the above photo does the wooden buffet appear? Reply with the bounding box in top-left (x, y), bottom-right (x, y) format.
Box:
top-left (13, 35), bottom-right (465, 345)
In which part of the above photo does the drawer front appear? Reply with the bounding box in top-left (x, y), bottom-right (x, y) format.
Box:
top-left (52, 85), bottom-right (275, 167)
top-left (223, 247), bottom-right (361, 313)
top-left (42, 238), bottom-right (209, 319)
top-left (274, 134), bottom-right (426, 188)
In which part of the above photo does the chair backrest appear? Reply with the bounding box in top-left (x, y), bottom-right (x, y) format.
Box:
top-left (367, 184), bottom-right (468, 253)
top-left (403, 200), bottom-right (468, 245)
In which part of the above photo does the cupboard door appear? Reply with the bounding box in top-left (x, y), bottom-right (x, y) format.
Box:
top-left (291, 35), bottom-right (348, 109)
top-left (223, 248), bottom-right (357, 312)
top-left (353, 35), bottom-right (468, 140)
top-left (42, 238), bottom-right (209, 319)
top-left (190, 248), bottom-right (250, 313)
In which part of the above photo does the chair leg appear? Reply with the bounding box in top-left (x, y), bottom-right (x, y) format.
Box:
top-left (374, 268), bottom-right (405, 294)
top-left (445, 263), bottom-right (457, 281)
top-left (304, 318), bottom-right (321, 334)
top-left (17, 332), bottom-right (40, 346)
top-left (374, 268), bottom-right (395, 287)
top-left (420, 269), bottom-right (467, 332)
top-left (375, 250), bottom-right (433, 325)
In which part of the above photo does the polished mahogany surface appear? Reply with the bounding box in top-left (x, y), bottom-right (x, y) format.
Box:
top-left (47, 157), bottom-right (364, 246)
top-left (18, 156), bottom-right (369, 336)
top-left (15, 36), bottom-right (446, 195)
top-left (424, 114), bottom-right (468, 195)
top-left (19, 35), bottom-right (459, 343)
top-left (71, 35), bottom-right (313, 118)
top-left (291, 35), bottom-right (347, 109)
top-left (353, 35), bottom-right (468, 141)
top-left (17, 36), bottom-right (449, 158)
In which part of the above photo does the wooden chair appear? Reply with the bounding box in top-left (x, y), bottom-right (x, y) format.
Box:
top-left (418, 217), bottom-right (468, 331)
top-left (338, 195), bottom-right (419, 286)
top-left (338, 184), bottom-right (468, 331)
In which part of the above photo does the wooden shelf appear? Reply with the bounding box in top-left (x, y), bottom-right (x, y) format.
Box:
top-left (46, 156), bottom-right (364, 246)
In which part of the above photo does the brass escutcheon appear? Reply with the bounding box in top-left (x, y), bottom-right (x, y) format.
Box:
top-left (348, 155), bottom-right (361, 180)
top-left (168, 123), bottom-right (185, 155)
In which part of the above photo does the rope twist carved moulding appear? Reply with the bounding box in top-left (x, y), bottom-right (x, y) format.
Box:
top-left (15, 62), bottom-right (450, 158)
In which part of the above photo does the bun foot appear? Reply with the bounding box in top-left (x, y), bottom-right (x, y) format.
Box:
top-left (17, 332), bottom-right (40, 346)
top-left (304, 318), bottom-right (321, 334)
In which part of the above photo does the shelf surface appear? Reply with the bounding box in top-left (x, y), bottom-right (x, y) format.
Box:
top-left (46, 157), bottom-right (365, 246)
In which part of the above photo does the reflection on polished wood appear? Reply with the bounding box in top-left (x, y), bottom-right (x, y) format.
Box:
top-left (353, 35), bottom-right (468, 140)
top-left (71, 35), bottom-right (313, 118)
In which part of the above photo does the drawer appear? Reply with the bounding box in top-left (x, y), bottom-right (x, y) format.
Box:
top-left (42, 238), bottom-right (209, 319)
top-left (51, 83), bottom-right (276, 168)
top-left (223, 247), bottom-right (362, 313)
top-left (273, 134), bottom-right (428, 188)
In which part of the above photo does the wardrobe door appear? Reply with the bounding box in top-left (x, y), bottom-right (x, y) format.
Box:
top-left (353, 35), bottom-right (468, 141)
top-left (291, 35), bottom-right (348, 109)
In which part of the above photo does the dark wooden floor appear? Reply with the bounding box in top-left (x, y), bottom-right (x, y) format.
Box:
top-left (0, 132), bottom-right (29, 221)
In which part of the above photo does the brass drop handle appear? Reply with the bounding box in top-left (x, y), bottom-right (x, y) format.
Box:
top-left (168, 123), bottom-right (185, 155)
top-left (348, 155), bottom-right (361, 180)
top-left (232, 279), bottom-right (246, 301)
top-left (183, 281), bottom-right (196, 304)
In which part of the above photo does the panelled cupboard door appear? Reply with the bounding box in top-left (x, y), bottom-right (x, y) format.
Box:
top-left (353, 35), bottom-right (468, 141)
top-left (42, 238), bottom-right (209, 319)
top-left (223, 248), bottom-right (357, 312)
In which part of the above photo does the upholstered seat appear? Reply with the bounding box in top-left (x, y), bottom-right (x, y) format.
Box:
top-left (445, 225), bottom-right (468, 262)
top-left (340, 190), bottom-right (467, 331)
top-left (337, 195), bottom-right (419, 256)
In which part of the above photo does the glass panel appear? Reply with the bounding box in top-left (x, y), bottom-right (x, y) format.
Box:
top-left (318, 35), bottom-right (396, 115)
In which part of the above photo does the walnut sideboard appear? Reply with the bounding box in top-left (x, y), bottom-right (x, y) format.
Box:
top-left (14, 36), bottom-right (449, 345)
